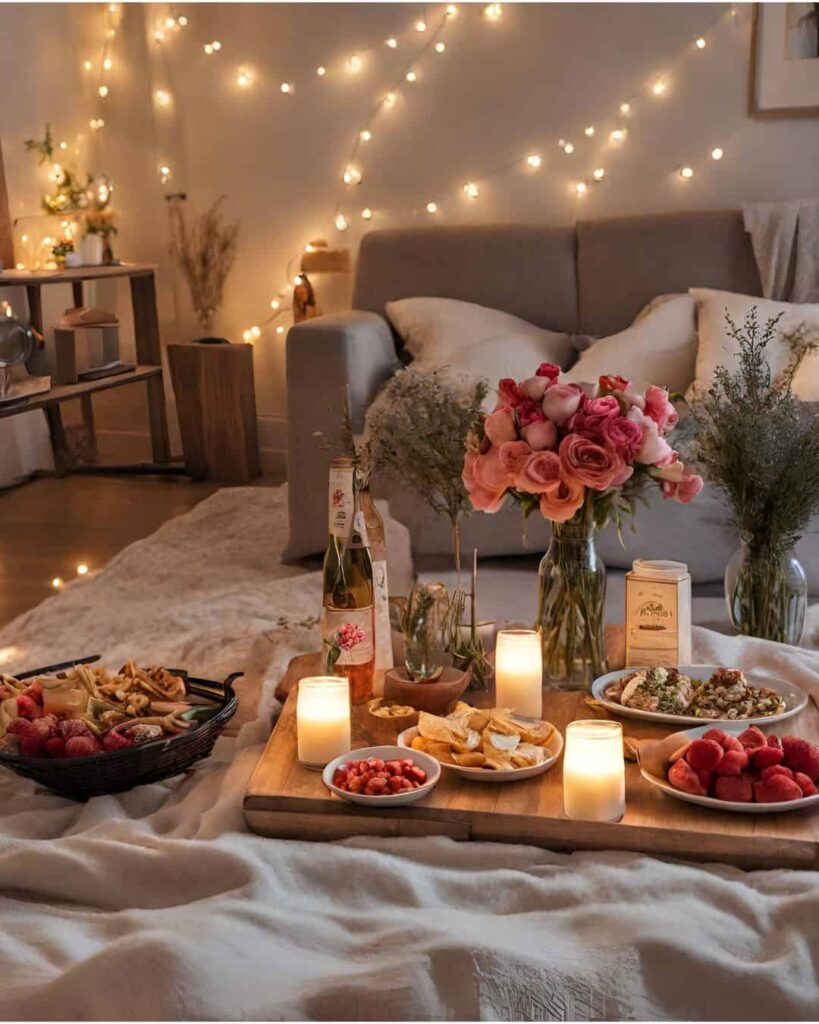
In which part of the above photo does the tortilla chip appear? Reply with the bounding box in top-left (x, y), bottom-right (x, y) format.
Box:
top-left (418, 711), bottom-right (467, 744)
top-left (510, 743), bottom-right (546, 768)
top-left (425, 741), bottom-right (457, 764)
top-left (453, 751), bottom-right (487, 768)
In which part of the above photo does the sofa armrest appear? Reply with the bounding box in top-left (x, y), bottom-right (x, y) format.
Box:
top-left (284, 310), bottom-right (400, 560)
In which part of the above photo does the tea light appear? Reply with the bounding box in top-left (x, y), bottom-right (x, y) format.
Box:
top-left (297, 676), bottom-right (351, 768)
top-left (563, 720), bottom-right (625, 822)
top-left (494, 629), bottom-right (543, 718)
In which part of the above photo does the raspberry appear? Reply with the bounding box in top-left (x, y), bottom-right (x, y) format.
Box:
top-left (58, 719), bottom-right (92, 741)
top-left (714, 774), bottom-right (753, 802)
top-left (794, 772), bottom-right (818, 797)
top-left (754, 774), bottom-right (803, 803)
top-left (738, 726), bottom-right (766, 750)
top-left (7, 717), bottom-right (37, 738)
top-left (44, 736), bottom-right (67, 758)
top-left (781, 736), bottom-right (819, 779)
top-left (22, 681), bottom-right (43, 703)
top-left (668, 757), bottom-right (707, 795)
top-left (714, 749), bottom-right (749, 776)
top-left (64, 735), bottom-right (101, 758)
top-left (686, 738), bottom-right (723, 771)
top-left (102, 729), bottom-right (133, 752)
top-left (16, 695), bottom-right (42, 720)
top-left (752, 745), bottom-right (784, 770)
top-left (30, 714), bottom-right (59, 740)
top-left (19, 735), bottom-right (44, 757)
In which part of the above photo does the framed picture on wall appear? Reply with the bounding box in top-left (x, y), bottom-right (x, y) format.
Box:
top-left (750, 3), bottom-right (819, 116)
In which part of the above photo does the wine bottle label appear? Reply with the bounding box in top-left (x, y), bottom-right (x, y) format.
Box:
top-left (328, 466), bottom-right (354, 538)
top-left (323, 606), bottom-right (375, 666)
top-left (347, 510), bottom-right (369, 549)
top-left (371, 558), bottom-right (394, 671)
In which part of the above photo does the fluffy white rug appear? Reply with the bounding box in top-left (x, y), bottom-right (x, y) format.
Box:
top-left (1, 485), bottom-right (819, 1021)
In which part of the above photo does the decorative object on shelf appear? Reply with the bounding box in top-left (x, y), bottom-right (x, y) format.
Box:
top-left (402, 579), bottom-right (450, 681)
top-left (296, 676), bottom-right (352, 769)
top-left (168, 195), bottom-right (239, 333)
top-left (494, 629), bottom-right (543, 719)
top-left (463, 363), bottom-right (703, 688)
top-left (299, 240), bottom-right (351, 317)
top-left (625, 559), bottom-right (692, 667)
top-left (292, 271), bottom-right (317, 323)
top-left (83, 207), bottom-right (118, 264)
top-left (383, 665), bottom-right (470, 716)
top-left (750, 3), bottom-right (819, 117)
top-left (563, 719), bottom-right (625, 822)
top-left (693, 308), bottom-right (819, 645)
top-left (366, 368), bottom-right (488, 574)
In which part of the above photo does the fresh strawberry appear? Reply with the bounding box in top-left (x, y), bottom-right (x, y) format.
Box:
top-left (44, 736), bottom-right (67, 759)
top-left (64, 735), bottom-right (101, 758)
top-left (738, 726), bottom-right (767, 750)
top-left (58, 719), bottom-right (93, 741)
top-left (685, 738), bottom-right (723, 771)
top-left (669, 757), bottom-right (708, 795)
top-left (794, 772), bottom-right (818, 797)
top-left (702, 728), bottom-right (727, 747)
top-left (16, 694), bottom-right (42, 720)
top-left (754, 774), bottom-right (803, 803)
top-left (714, 774), bottom-right (753, 802)
top-left (696, 769), bottom-right (715, 793)
top-left (714, 749), bottom-right (749, 776)
top-left (752, 744), bottom-right (784, 770)
top-left (760, 765), bottom-right (794, 780)
top-left (19, 735), bottom-right (44, 757)
top-left (781, 736), bottom-right (819, 779)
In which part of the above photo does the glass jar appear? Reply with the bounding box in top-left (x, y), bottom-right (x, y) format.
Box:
top-left (725, 542), bottom-right (807, 645)
top-left (403, 580), bottom-right (449, 680)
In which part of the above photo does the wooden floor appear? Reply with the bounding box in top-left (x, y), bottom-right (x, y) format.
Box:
top-left (0, 473), bottom-right (279, 627)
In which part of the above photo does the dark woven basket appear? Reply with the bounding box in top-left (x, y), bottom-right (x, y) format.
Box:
top-left (0, 660), bottom-right (241, 800)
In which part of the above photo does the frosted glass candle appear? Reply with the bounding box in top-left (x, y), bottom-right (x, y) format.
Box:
top-left (494, 629), bottom-right (543, 719)
top-left (297, 676), bottom-right (351, 768)
top-left (563, 720), bottom-right (625, 822)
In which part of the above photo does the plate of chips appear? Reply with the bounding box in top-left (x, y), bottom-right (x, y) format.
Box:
top-left (397, 701), bottom-right (563, 782)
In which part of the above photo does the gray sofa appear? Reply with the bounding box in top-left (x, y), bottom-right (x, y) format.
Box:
top-left (284, 210), bottom-right (818, 592)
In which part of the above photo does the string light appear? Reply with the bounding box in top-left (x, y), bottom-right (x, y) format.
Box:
top-left (584, 125), bottom-right (595, 137)
top-left (484, 3), bottom-right (502, 20)
top-left (360, 129), bottom-right (372, 142)
top-left (347, 54), bottom-right (362, 72)
top-left (164, 16), bottom-right (176, 28)
top-left (446, 4), bottom-right (458, 16)
top-left (526, 153), bottom-right (542, 169)
top-left (316, 65), bottom-right (326, 76)
top-left (280, 82), bottom-right (293, 94)
top-left (609, 128), bottom-right (626, 143)
top-left (561, 141), bottom-right (574, 154)
top-left (679, 165), bottom-right (694, 179)
top-left (103, 57), bottom-right (112, 70)
top-left (50, 164), bottom-right (63, 182)
top-left (361, 207), bottom-right (373, 220)
top-left (51, 577), bottom-right (63, 590)
top-left (98, 85), bottom-right (109, 98)
top-left (574, 182), bottom-right (587, 196)
top-left (212, 40), bottom-right (222, 51)
top-left (435, 42), bottom-right (446, 53)
top-left (710, 147), bottom-right (724, 160)
top-left (178, 15), bottom-right (188, 27)
top-left (159, 164), bottom-right (171, 183)
top-left (383, 92), bottom-right (397, 108)
top-left (334, 213), bottom-right (349, 231)
top-left (342, 165), bottom-right (362, 185)
top-left (90, 118), bottom-right (105, 130)
top-left (426, 201), bottom-right (438, 213)
top-left (463, 181), bottom-right (479, 198)
top-left (270, 299), bottom-right (281, 310)
top-left (76, 563), bottom-right (89, 576)
top-left (406, 70), bottom-right (417, 83)
top-left (386, 37), bottom-right (397, 48)
top-left (154, 29), bottom-right (165, 42)
top-left (154, 89), bottom-right (171, 106)
top-left (651, 79), bottom-right (667, 96)
top-left (695, 37), bottom-right (706, 49)
top-left (593, 167), bottom-right (605, 181)
top-left (619, 102), bottom-right (631, 115)
top-left (237, 68), bottom-right (252, 87)
top-left (83, 59), bottom-right (92, 71)
top-left (415, 19), bottom-right (427, 32)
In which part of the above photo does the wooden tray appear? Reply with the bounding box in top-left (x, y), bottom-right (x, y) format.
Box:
top-left (245, 662), bottom-right (819, 871)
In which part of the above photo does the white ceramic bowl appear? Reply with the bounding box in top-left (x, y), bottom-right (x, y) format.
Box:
top-left (322, 745), bottom-right (441, 806)
top-left (592, 664), bottom-right (807, 727)
top-left (640, 722), bottom-right (819, 814)
top-left (397, 723), bottom-right (563, 782)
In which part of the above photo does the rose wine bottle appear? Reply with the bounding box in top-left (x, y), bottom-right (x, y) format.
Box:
top-left (322, 457), bottom-right (375, 704)
top-left (359, 481), bottom-right (394, 693)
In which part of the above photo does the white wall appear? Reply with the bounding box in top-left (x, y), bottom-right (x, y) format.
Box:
top-left (3, 3), bottom-right (818, 467)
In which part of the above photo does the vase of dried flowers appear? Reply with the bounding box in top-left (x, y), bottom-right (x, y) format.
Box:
top-left (725, 541), bottom-right (807, 645)
top-left (169, 196), bottom-right (239, 334)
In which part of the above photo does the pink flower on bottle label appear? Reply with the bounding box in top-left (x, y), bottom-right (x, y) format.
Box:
top-left (336, 622), bottom-right (366, 650)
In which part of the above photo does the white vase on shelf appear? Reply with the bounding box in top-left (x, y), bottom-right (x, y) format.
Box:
top-left (78, 234), bottom-right (104, 266)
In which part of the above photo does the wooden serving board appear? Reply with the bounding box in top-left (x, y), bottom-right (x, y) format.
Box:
top-left (245, 661), bottom-right (819, 871)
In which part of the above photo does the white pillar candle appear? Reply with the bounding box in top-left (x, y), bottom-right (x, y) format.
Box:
top-left (494, 629), bottom-right (543, 719)
top-left (297, 676), bottom-right (351, 768)
top-left (563, 720), bottom-right (625, 822)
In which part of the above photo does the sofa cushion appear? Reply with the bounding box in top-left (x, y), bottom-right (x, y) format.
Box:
top-left (354, 225), bottom-right (579, 334)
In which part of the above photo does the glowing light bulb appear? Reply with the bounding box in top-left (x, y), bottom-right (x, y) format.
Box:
top-left (50, 164), bottom-right (63, 182)
top-left (159, 165), bottom-right (171, 182)
top-left (710, 147), bottom-right (724, 160)
top-left (361, 208), bottom-right (373, 220)
top-left (242, 329), bottom-right (253, 343)
top-left (103, 57), bottom-right (112, 70)
top-left (293, 275), bottom-right (303, 286)
top-left (679, 165), bottom-right (694, 179)
top-left (178, 15), bottom-right (187, 26)
top-left (415, 19), bottom-right (427, 31)
top-left (484, 3), bottom-right (502, 20)
top-left (59, 141), bottom-right (68, 150)
top-left (575, 182), bottom-right (588, 196)
top-left (98, 85), bottom-right (109, 98)
top-left (695, 37), bottom-right (706, 49)
top-left (52, 577), bottom-right (63, 589)
top-left (106, 27), bottom-right (115, 38)
top-left (360, 129), bottom-right (372, 142)
top-left (15, 264), bottom-right (24, 271)
top-left (42, 237), bottom-right (54, 248)
top-left (347, 54), bottom-right (362, 72)
top-left (280, 82), bottom-right (293, 94)
top-left (435, 42), bottom-right (446, 53)
top-left (463, 181), bottom-right (479, 199)
top-left (584, 125), bottom-right (595, 137)
top-left (237, 68), bottom-right (252, 87)
top-left (446, 4), bottom-right (458, 16)
top-left (76, 563), bottom-right (89, 576)
top-left (108, 2), bottom-right (118, 11)
top-left (593, 167), bottom-right (605, 181)
top-left (271, 298), bottom-right (281, 309)
top-left (526, 154), bottom-right (542, 169)
top-left (609, 128), bottom-right (626, 143)
top-left (406, 70), bottom-right (417, 83)
top-left (426, 201), bottom-right (438, 213)
top-left (342, 166), bottom-right (362, 186)
top-left (335, 213), bottom-right (349, 231)
top-left (316, 65), bottom-right (326, 76)
top-left (165, 16), bottom-right (176, 28)
top-left (651, 79), bottom-right (667, 96)
top-left (154, 89), bottom-right (171, 106)
top-left (563, 142), bottom-right (575, 154)
top-left (384, 92), bottom-right (397, 108)
top-left (90, 118), bottom-right (105, 130)
top-left (276, 326), bottom-right (285, 335)
top-left (154, 29), bottom-right (165, 42)
top-left (250, 326), bottom-right (261, 339)
top-left (619, 102), bottom-right (631, 115)
top-left (83, 59), bottom-right (92, 71)
top-left (386, 37), bottom-right (397, 48)
top-left (204, 43), bottom-right (213, 54)
top-left (21, 234), bottom-right (28, 243)
top-left (212, 40), bottom-right (221, 51)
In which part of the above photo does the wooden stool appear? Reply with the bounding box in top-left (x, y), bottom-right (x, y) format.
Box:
top-left (167, 341), bottom-right (261, 482)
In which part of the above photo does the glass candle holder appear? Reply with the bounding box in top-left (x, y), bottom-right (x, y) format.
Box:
top-left (494, 629), bottom-right (543, 718)
top-left (563, 719), bottom-right (625, 822)
top-left (297, 676), bottom-right (351, 768)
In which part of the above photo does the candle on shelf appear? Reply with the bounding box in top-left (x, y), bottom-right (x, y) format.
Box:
top-left (494, 629), bottom-right (543, 718)
top-left (563, 720), bottom-right (625, 822)
top-left (297, 676), bottom-right (351, 768)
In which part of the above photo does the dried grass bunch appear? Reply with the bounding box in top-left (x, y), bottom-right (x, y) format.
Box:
top-left (169, 196), bottom-right (239, 332)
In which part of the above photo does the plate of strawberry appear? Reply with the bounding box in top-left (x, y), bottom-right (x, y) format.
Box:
top-left (640, 724), bottom-right (819, 813)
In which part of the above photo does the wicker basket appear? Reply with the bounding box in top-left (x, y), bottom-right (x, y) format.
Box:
top-left (0, 662), bottom-right (241, 800)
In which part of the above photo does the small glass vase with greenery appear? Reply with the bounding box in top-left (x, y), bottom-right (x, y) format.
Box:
top-left (693, 308), bottom-right (819, 645)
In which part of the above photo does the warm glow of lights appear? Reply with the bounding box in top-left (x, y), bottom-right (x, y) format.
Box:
top-left (484, 3), bottom-right (502, 20)
top-left (108, 2), bottom-right (118, 11)
top-left (159, 164), bottom-right (171, 182)
top-left (651, 79), bottom-right (667, 96)
top-left (335, 213), bottom-right (349, 231)
top-left (83, 59), bottom-right (92, 71)
top-left (204, 43), bottom-right (214, 54)
top-left (154, 89), bottom-right (171, 106)
top-left (383, 92), bottom-right (397, 108)
top-left (280, 82), bottom-right (293, 94)
top-left (106, 27), bottom-right (115, 38)
top-left (154, 29), bottom-right (165, 42)
top-left (695, 37), bottom-right (706, 49)
top-left (98, 85), bottom-right (109, 97)
top-left (90, 118), bottom-right (105, 130)
top-left (710, 147), bottom-right (724, 160)
top-left (526, 153), bottom-right (542, 169)
top-left (21, 234), bottom-right (28, 243)
top-left (593, 167), bottom-right (605, 181)
top-left (361, 207), bottom-right (373, 220)
top-left (276, 325), bottom-right (285, 334)
top-left (415, 19), bottom-right (427, 31)
top-left (50, 164), bottom-right (63, 182)
top-left (575, 182), bottom-right (587, 196)
top-left (242, 329), bottom-right (253, 344)
top-left (562, 142), bottom-right (575, 154)
top-left (250, 325), bottom-right (261, 339)
top-left (165, 16), bottom-right (176, 28)
top-left (59, 141), bottom-right (68, 150)
top-left (212, 40), bottom-right (221, 51)
top-left (463, 181), bottom-right (479, 198)
top-left (237, 68), bottom-right (252, 87)
top-left (52, 577), bottom-right (63, 589)
top-left (271, 298), bottom-right (281, 309)
top-left (103, 57), bottom-right (112, 70)
top-left (619, 102), bottom-right (631, 115)
top-left (405, 70), bottom-right (417, 83)
top-left (15, 264), bottom-right (24, 271)
top-left (342, 165), bottom-right (362, 185)
top-left (584, 125), bottom-right (595, 137)
top-left (360, 129), bottom-right (372, 141)
top-left (435, 42), bottom-right (446, 53)
top-left (293, 275), bottom-right (303, 286)
top-left (76, 563), bottom-right (89, 576)
top-left (316, 65), bottom-right (326, 76)
top-left (386, 36), bottom-right (397, 48)
top-left (178, 15), bottom-right (188, 26)
top-left (609, 128), bottom-right (626, 143)
top-left (426, 201), bottom-right (438, 213)
top-left (347, 54), bottom-right (363, 72)
top-left (679, 165), bottom-right (694, 179)
top-left (446, 4), bottom-right (458, 16)
top-left (42, 236), bottom-right (54, 248)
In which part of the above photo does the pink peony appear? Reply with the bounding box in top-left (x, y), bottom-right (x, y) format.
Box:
top-left (520, 376), bottom-right (551, 401)
top-left (662, 471), bottom-right (704, 504)
top-left (497, 440), bottom-right (533, 475)
top-left (559, 434), bottom-right (623, 491)
top-left (539, 476), bottom-right (585, 523)
top-left (541, 383), bottom-right (583, 425)
top-left (568, 395), bottom-right (621, 439)
top-left (463, 450), bottom-right (507, 512)
top-left (601, 415), bottom-right (643, 461)
top-left (649, 452), bottom-right (685, 484)
top-left (484, 407), bottom-right (518, 446)
top-left (496, 378), bottom-right (524, 409)
top-left (628, 408), bottom-right (673, 465)
top-left (643, 385), bottom-right (678, 433)
top-left (515, 450), bottom-right (562, 494)
top-left (517, 399), bottom-right (546, 428)
top-left (536, 362), bottom-right (561, 382)
top-left (598, 375), bottom-right (646, 410)
top-left (521, 419), bottom-right (558, 451)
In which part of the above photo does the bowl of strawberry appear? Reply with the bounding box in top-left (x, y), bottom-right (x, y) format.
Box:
top-left (322, 745), bottom-right (441, 806)
top-left (641, 724), bottom-right (819, 813)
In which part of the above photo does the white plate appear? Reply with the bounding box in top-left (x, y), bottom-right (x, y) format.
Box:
top-left (640, 722), bottom-right (819, 814)
top-left (322, 745), bottom-right (440, 806)
top-left (592, 664), bottom-right (807, 726)
top-left (397, 723), bottom-right (563, 782)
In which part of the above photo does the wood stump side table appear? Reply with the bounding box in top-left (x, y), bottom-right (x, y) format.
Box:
top-left (167, 341), bottom-right (261, 482)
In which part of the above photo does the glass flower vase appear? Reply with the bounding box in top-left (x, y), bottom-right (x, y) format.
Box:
top-left (725, 542), bottom-right (807, 646)
top-left (535, 517), bottom-right (608, 689)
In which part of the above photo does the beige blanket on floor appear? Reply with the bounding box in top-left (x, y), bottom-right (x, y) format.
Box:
top-left (0, 486), bottom-right (818, 1020)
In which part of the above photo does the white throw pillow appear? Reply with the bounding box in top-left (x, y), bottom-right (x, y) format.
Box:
top-left (563, 294), bottom-right (697, 393)
top-left (384, 297), bottom-right (576, 385)
top-left (689, 288), bottom-right (819, 401)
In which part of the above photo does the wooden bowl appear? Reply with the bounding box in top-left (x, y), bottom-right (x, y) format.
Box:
top-left (383, 666), bottom-right (471, 716)
top-left (365, 699), bottom-right (419, 745)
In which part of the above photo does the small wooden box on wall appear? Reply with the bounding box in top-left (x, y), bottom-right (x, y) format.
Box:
top-left (167, 341), bottom-right (261, 482)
